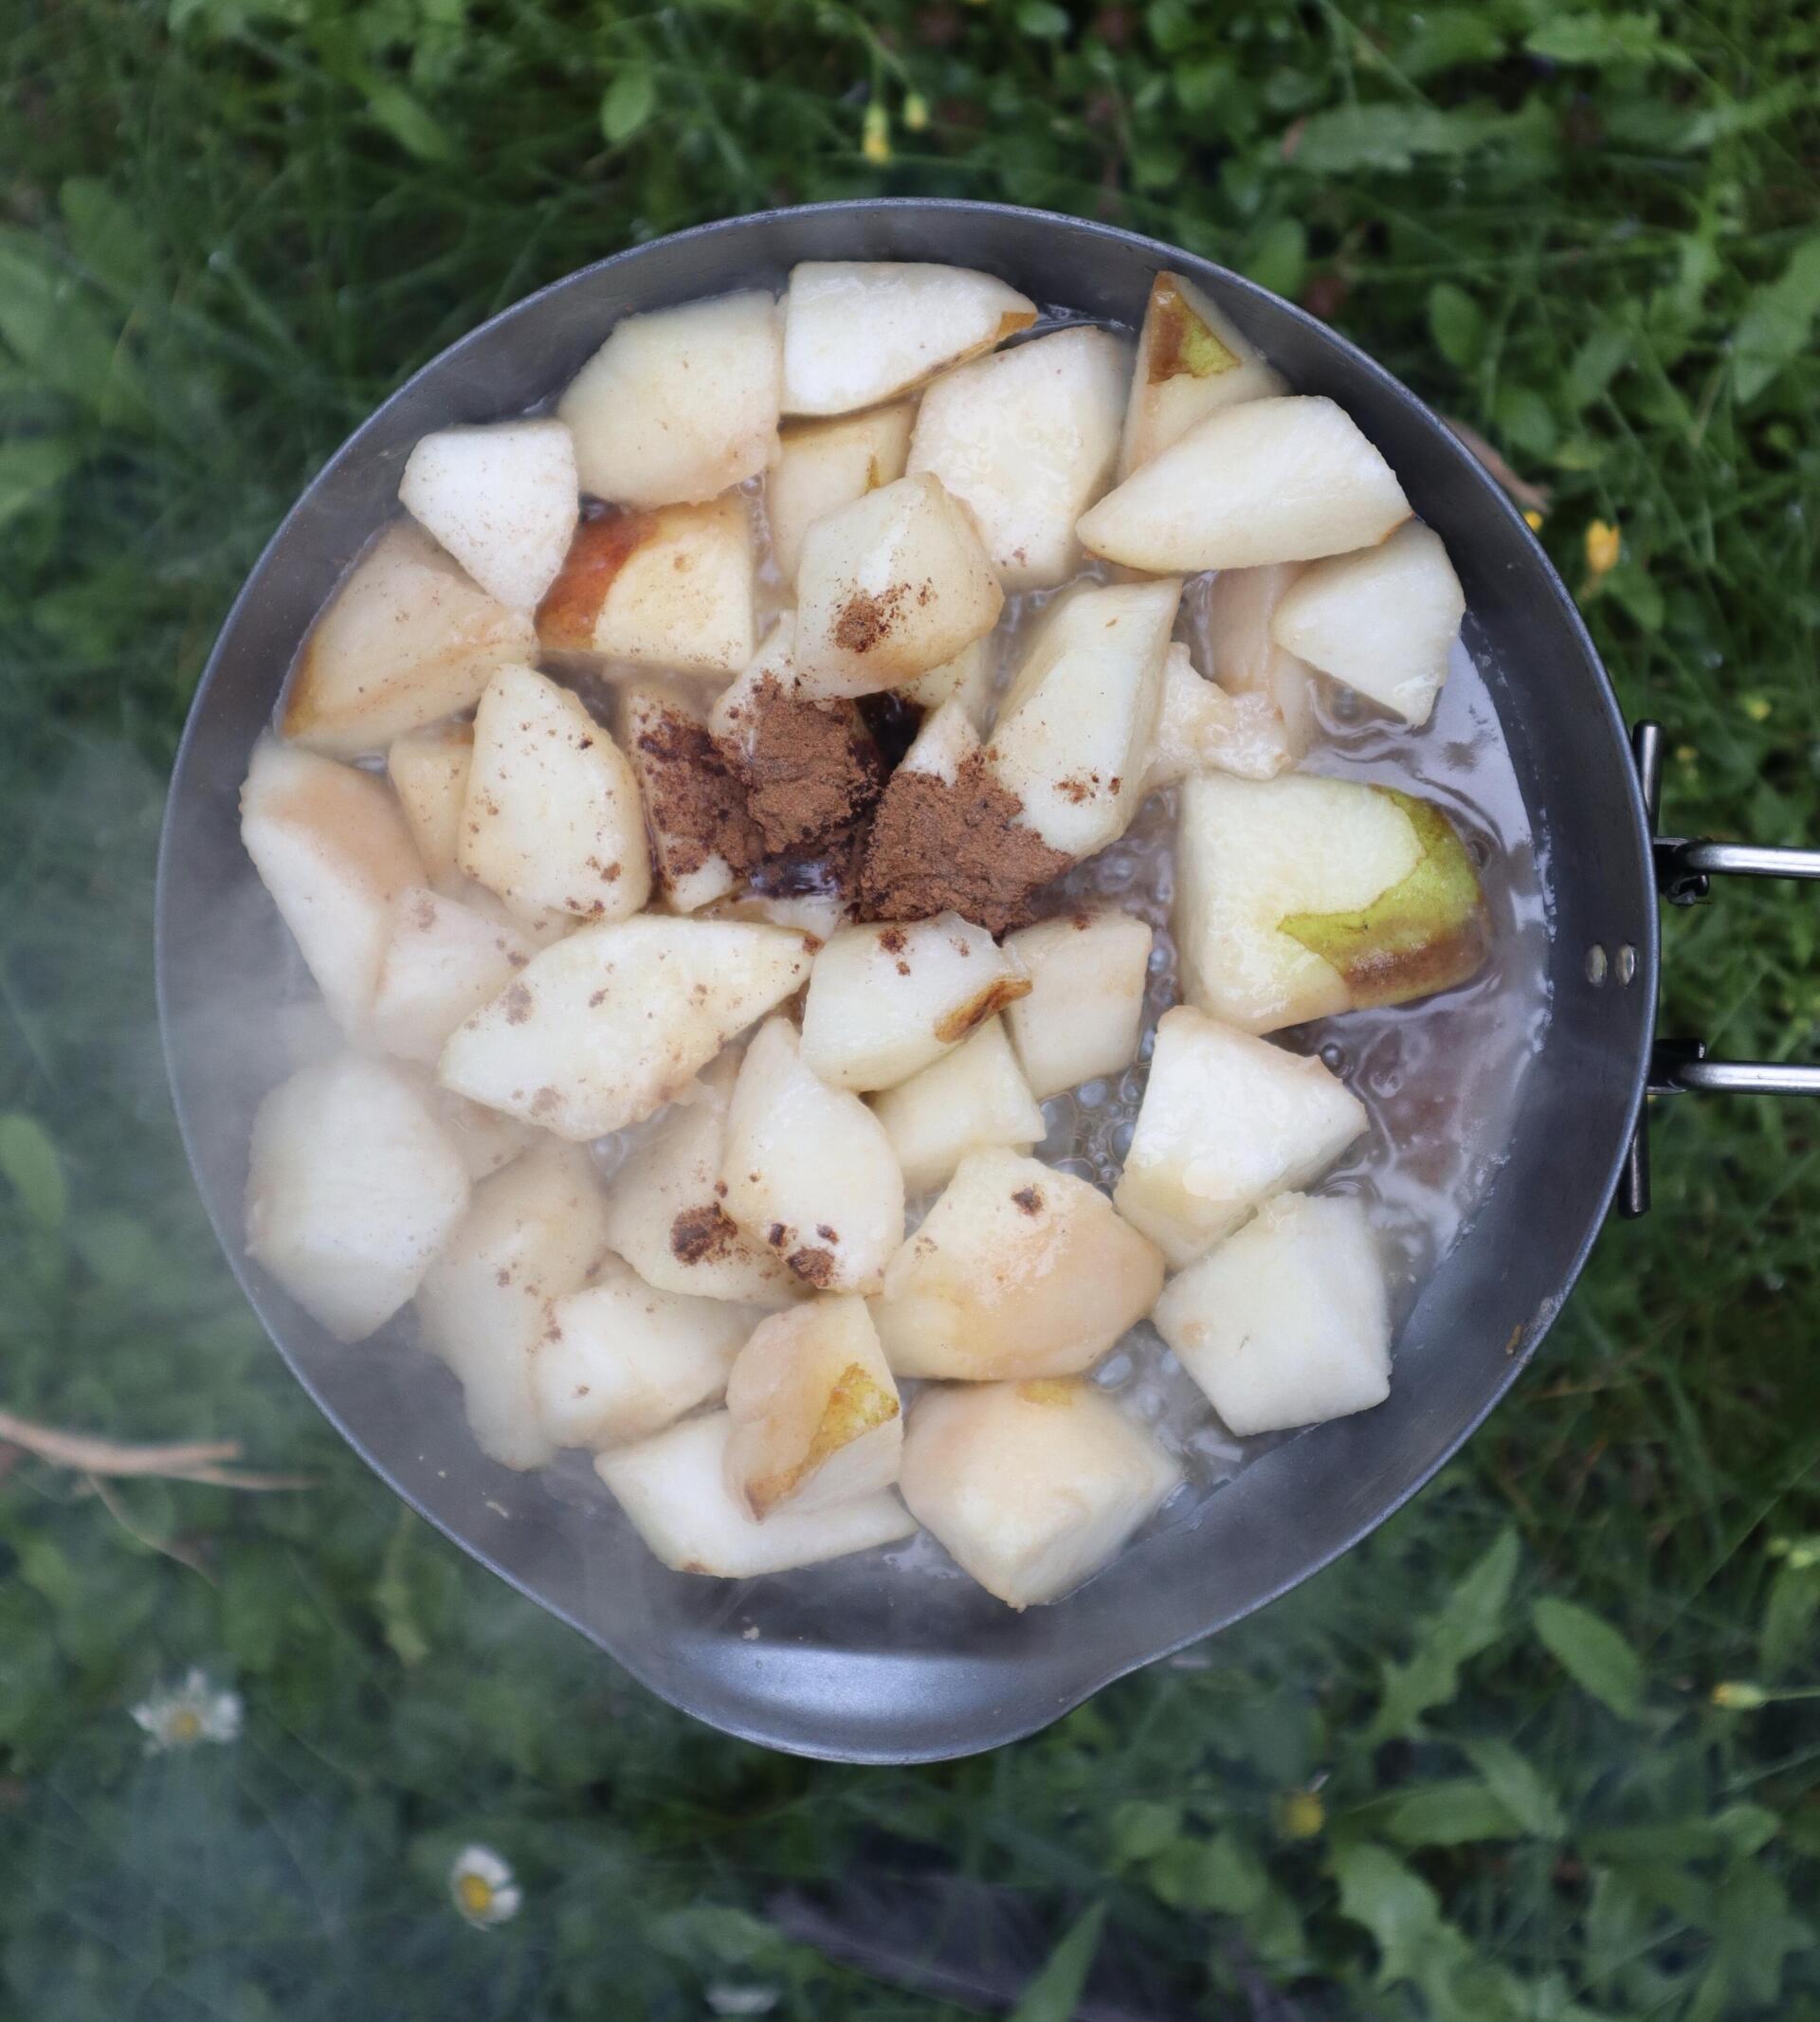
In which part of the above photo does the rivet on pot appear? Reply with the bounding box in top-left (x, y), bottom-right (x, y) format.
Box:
top-left (1585, 944), bottom-right (1609, 987)
top-left (1614, 944), bottom-right (1637, 985)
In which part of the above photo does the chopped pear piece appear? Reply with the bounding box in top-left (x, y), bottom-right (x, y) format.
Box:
top-left (768, 401), bottom-right (916, 584)
top-left (792, 473), bottom-right (1004, 698)
top-left (596, 1410), bottom-right (916, 1576)
top-left (1113, 1007), bottom-right (1366, 1267)
top-left (1174, 773), bottom-right (1489, 1033)
top-left (557, 290), bottom-right (782, 508)
top-left (1002, 908), bottom-right (1153, 1100)
top-left (872, 1149), bottom-right (1164, 1380)
top-left (720, 1017), bottom-right (904, 1295)
top-left (534, 1255), bottom-right (757, 1450)
top-left (281, 521), bottom-right (534, 756)
top-left (1269, 520), bottom-right (1465, 727)
top-left (240, 737), bottom-right (425, 1035)
top-left (1202, 563), bottom-right (1319, 767)
top-left (1142, 642), bottom-right (1298, 790)
top-left (900, 1379), bottom-right (1180, 1609)
top-left (443, 873), bottom-right (575, 950)
top-left (781, 262), bottom-right (1037, 416)
top-left (601, 1050), bottom-right (804, 1307)
top-left (907, 327), bottom-right (1130, 591)
top-left (1118, 270), bottom-right (1288, 480)
top-left (895, 696), bottom-right (979, 787)
top-left (420, 1079), bottom-right (538, 1181)
top-left (456, 664), bottom-right (650, 922)
top-left (387, 722), bottom-right (473, 883)
top-left (536, 494), bottom-right (756, 678)
top-left (1077, 395), bottom-right (1410, 574)
top-left (988, 577), bottom-right (1179, 857)
top-left (622, 682), bottom-right (762, 914)
top-left (245, 1052), bottom-right (468, 1343)
top-left (1154, 1192), bottom-right (1391, 1434)
top-left (416, 1141), bottom-right (610, 1470)
top-left (870, 1016), bottom-right (1046, 1194)
top-left (370, 885), bottom-right (534, 1065)
top-left (703, 886), bottom-right (853, 948)
top-left (723, 1298), bottom-right (902, 1518)
top-left (800, 913), bottom-right (1029, 1093)
top-left (398, 418), bottom-right (578, 613)
top-left (896, 635), bottom-right (996, 727)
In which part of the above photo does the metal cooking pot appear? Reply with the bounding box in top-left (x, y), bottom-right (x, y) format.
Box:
top-left (155, 200), bottom-right (1820, 1763)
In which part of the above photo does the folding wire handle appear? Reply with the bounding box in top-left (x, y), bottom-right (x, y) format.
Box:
top-left (1619, 722), bottom-right (1820, 1216)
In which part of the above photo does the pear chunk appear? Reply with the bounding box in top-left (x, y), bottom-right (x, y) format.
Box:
top-left (900, 1379), bottom-right (1179, 1609)
top-left (370, 885), bottom-right (533, 1065)
top-left (781, 262), bottom-right (1036, 416)
top-left (872, 1149), bottom-right (1164, 1380)
top-left (792, 473), bottom-right (1004, 697)
top-left (723, 1297), bottom-right (902, 1518)
top-left (1113, 1007), bottom-right (1366, 1267)
top-left (438, 916), bottom-right (812, 1139)
top-left (456, 664), bottom-right (650, 922)
top-left (420, 1079), bottom-right (537, 1182)
top-left (246, 1052), bottom-right (469, 1343)
top-left (1002, 908), bottom-right (1153, 1100)
top-left (1202, 563), bottom-right (1319, 767)
top-left (557, 290), bottom-right (782, 508)
top-left (281, 521), bottom-right (534, 756)
top-left (240, 737), bottom-right (425, 1036)
top-left (896, 636), bottom-right (996, 727)
top-left (894, 695), bottom-right (979, 787)
top-left (1077, 395), bottom-right (1410, 574)
top-left (1153, 1192), bottom-right (1391, 1435)
top-left (1142, 642), bottom-right (1299, 790)
top-left (601, 1050), bottom-right (804, 1307)
top-left (800, 913), bottom-right (1029, 1093)
top-left (768, 402), bottom-right (916, 584)
top-left (1268, 519), bottom-right (1465, 727)
top-left (387, 722), bottom-right (473, 883)
top-left (1118, 270), bottom-right (1288, 480)
top-left (536, 494), bottom-right (756, 679)
top-left (596, 1411), bottom-right (916, 1576)
top-left (907, 327), bottom-right (1130, 591)
top-left (870, 1016), bottom-right (1046, 1195)
top-left (720, 1017), bottom-right (904, 1295)
top-left (534, 1255), bottom-right (757, 1450)
top-left (622, 682), bottom-right (762, 914)
top-left (988, 577), bottom-right (1179, 857)
top-left (1174, 773), bottom-right (1489, 1033)
top-left (398, 418), bottom-right (578, 613)
top-left (416, 1141), bottom-right (610, 1470)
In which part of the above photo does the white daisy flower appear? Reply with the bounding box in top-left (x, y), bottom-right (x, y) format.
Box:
top-left (130, 1669), bottom-right (243, 1753)
top-left (707, 1989), bottom-right (777, 2017)
top-left (449, 1845), bottom-right (521, 1928)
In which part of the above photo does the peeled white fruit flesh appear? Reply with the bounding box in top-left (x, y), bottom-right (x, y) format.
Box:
top-left (1142, 641), bottom-right (1298, 790)
top-left (557, 290), bottom-right (782, 509)
top-left (621, 683), bottom-right (748, 914)
top-left (792, 473), bottom-right (1004, 698)
top-left (720, 1017), bottom-right (904, 1296)
top-left (600, 1050), bottom-right (804, 1307)
top-left (895, 635), bottom-right (995, 727)
top-left (1174, 771), bottom-right (1487, 1034)
top-left (900, 1379), bottom-right (1179, 1609)
top-left (1152, 1192), bottom-right (1391, 1435)
top-left (907, 326), bottom-right (1130, 592)
top-left (245, 1052), bottom-right (469, 1342)
top-left (1001, 908), bottom-right (1153, 1101)
top-left (1077, 395), bottom-right (1410, 574)
top-left (768, 402), bottom-right (916, 584)
top-left (419, 1079), bottom-right (537, 1181)
top-left (895, 696), bottom-right (979, 787)
top-left (536, 494), bottom-right (756, 680)
top-left (445, 874), bottom-right (575, 951)
top-left (398, 418), bottom-right (578, 614)
top-left (456, 664), bottom-right (650, 922)
top-left (416, 1141), bottom-right (610, 1470)
top-left (1118, 270), bottom-right (1288, 480)
top-left (534, 1255), bottom-right (757, 1451)
top-left (1113, 1007), bottom-right (1366, 1267)
top-left (723, 1297), bottom-right (902, 1518)
top-left (799, 913), bottom-right (1029, 1093)
top-left (869, 1016), bottom-right (1046, 1195)
top-left (596, 1410), bottom-right (916, 1576)
top-left (1202, 563), bottom-right (1319, 767)
top-left (240, 737), bottom-right (425, 1036)
top-left (440, 915), bottom-right (811, 1140)
top-left (988, 577), bottom-right (1179, 857)
top-left (704, 887), bottom-right (852, 948)
top-left (872, 1148), bottom-right (1164, 1380)
top-left (370, 885), bottom-right (533, 1065)
top-left (781, 262), bottom-right (1036, 417)
top-left (706, 610), bottom-right (796, 752)
top-left (387, 722), bottom-right (473, 883)
top-left (281, 521), bottom-right (534, 756)
top-left (1268, 519), bottom-right (1465, 727)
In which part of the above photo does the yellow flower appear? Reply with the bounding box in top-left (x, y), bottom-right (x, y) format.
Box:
top-left (1523, 508), bottom-right (1544, 532)
top-left (1742, 693), bottom-right (1772, 722)
top-left (1278, 1787), bottom-right (1326, 1839)
top-left (1584, 519), bottom-right (1621, 578)
top-left (1711, 1681), bottom-right (1769, 1710)
top-left (1676, 743), bottom-right (1698, 766)
top-left (863, 102), bottom-right (891, 165)
top-left (903, 93), bottom-right (930, 133)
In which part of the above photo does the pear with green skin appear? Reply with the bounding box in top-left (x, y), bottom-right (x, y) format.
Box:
top-left (1116, 270), bottom-right (1289, 480)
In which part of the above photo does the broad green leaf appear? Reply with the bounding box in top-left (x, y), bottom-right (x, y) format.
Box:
top-left (1494, 384), bottom-right (1558, 459)
top-left (1675, 77), bottom-right (1813, 153)
top-left (1009, 1902), bottom-right (1105, 2022)
top-left (1586, 1802), bottom-right (1778, 1863)
top-left (0, 1113), bottom-right (67, 1230)
top-left (1397, 9), bottom-right (1506, 80)
top-left (1368, 1527), bottom-right (1519, 1740)
top-left (1243, 218), bottom-right (1306, 301)
top-left (1329, 1842), bottom-right (1466, 1990)
top-left (367, 84), bottom-right (452, 163)
top-left (59, 179), bottom-right (156, 295)
top-left (0, 230), bottom-right (148, 424)
top-left (1108, 1798), bottom-right (1179, 1864)
top-left (1525, 13), bottom-right (1693, 70)
top-left (1428, 282), bottom-right (1485, 370)
top-left (1016, 0), bottom-right (1071, 38)
top-left (601, 64), bottom-right (657, 146)
top-left (1564, 326), bottom-right (1631, 411)
top-left (0, 438), bottom-right (77, 529)
top-left (650, 1904), bottom-right (774, 1966)
top-left (1386, 1779), bottom-right (1520, 1847)
top-left (1761, 1562), bottom-right (1820, 1677)
top-left (1462, 1739), bottom-right (1566, 1837)
top-left (1533, 1598), bottom-right (1646, 1720)
top-left (1289, 103), bottom-right (1513, 174)
top-left (1732, 234), bottom-right (1820, 403)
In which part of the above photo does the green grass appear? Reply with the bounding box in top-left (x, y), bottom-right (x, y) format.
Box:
top-left (4, 0), bottom-right (1820, 2014)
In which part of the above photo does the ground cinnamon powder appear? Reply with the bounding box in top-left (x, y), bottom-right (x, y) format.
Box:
top-left (719, 676), bottom-right (886, 856)
top-left (632, 701), bottom-right (764, 881)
